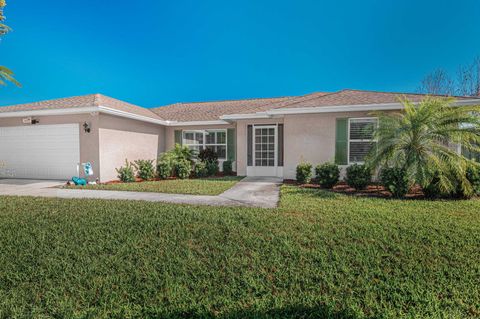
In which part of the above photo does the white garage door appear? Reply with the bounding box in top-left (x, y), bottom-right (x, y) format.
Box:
top-left (0, 124), bottom-right (80, 180)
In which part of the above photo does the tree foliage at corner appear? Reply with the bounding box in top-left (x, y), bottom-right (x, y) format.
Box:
top-left (0, 0), bottom-right (20, 87)
top-left (367, 97), bottom-right (480, 196)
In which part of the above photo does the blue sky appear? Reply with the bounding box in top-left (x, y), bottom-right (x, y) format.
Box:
top-left (1, 0), bottom-right (479, 108)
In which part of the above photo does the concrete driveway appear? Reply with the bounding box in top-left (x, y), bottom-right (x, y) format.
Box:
top-left (0, 177), bottom-right (282, 208)
top-left (0, 179), bottom-right (64, 196)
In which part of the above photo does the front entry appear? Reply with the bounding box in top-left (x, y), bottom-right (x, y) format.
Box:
top-left (246, 124), bottom-right (283, 177)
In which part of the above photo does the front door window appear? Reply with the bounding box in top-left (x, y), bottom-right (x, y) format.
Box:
top-left (254, 127), bottom-right (275, 167)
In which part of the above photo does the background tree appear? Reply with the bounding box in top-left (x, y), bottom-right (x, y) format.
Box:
top-left (0, 0), bottom-right (20, 86)
top-left (418, 69), bottom-right (455, 96)
top-left (418, 56), bottom-right (480, 97)
top-left (457, 57), bottom-right (480, 97)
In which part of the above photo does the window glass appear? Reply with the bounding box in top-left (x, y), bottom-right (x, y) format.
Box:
top-left (348, 119), bottom-right (378, 163)
top-left (217, 131), bottom-right (226, 144)
top-left (205, 131), bottom-right (216, 144)
top-left (184, 132), bottom-right (195, 144)
top-left (349, 119), bottom-right (376, 140)
top-left (183, 130), bottom-right (227, 160)
top-left (195, 132), bottom-right (203, 144)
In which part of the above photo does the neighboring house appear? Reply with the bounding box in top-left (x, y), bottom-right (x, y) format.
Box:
top-left (0, 89), bottom-right (478, 181)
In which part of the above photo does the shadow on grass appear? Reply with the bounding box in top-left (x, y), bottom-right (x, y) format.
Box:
top-left (285, 186), bottom-right (341, 199)
top-left (163, 304), bottom-right (370, 319)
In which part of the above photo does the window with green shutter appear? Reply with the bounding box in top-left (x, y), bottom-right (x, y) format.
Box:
top-left (227, 128), bottom-right (236, 161)
top-left (335, 118), bottom-right (348, 165)
top-left (174, 130), bottom-right (182, 146)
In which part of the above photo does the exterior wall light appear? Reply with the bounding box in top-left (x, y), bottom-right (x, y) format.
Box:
top-left (83, 122), bottom-right (91, 133)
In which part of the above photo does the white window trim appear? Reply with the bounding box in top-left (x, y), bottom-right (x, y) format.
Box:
top-left (347, 117), bottom-right (378, 165)
top-left (182, 129), bottom-right (228, 160)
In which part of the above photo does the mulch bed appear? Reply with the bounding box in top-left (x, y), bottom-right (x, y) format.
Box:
top-left (284, 180), bottom-right (425, 199)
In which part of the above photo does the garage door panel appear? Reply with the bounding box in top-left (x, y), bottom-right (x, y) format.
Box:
top-left (0, 124), bottom-right (80, 180)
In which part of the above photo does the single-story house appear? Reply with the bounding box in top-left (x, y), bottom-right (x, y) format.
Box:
top-left (0, 89), bottom-right (478, 181)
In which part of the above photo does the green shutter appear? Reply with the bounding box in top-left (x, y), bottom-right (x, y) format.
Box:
top-left (278, 124), bottom-right (284, 166)
top-left (174, 130), bottom-right (182, 146)
top-left (335, 118), bottom-right (348, 165)
top-left (247, 125), bottom-right (253, 166)
top-left (227, 128), bottom-right (236, 161)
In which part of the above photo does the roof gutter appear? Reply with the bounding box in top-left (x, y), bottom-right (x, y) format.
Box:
top-left (0, 107), bottom-right (101, 118)
top-left (167, 120), bottom-right (231, 126)
top-left (219, 112), bottom-right (271, 121)
top-left (220, 99), bottom-right (480, 120)
top-left (97, 106), bottom-right (171, 125)
top-left (267, 99), bottom-right (480, 115)
top-left (0, 106), bottom-right (172, 126)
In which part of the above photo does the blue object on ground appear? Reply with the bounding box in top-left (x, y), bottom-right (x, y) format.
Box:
top-left (72, 176), bottom-right (87, 186)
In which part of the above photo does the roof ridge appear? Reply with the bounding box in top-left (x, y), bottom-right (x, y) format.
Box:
top-left (341, 88), bottom-right (476, 99)
top-left (0, 93), bottom-right (99, 108)
top-left (94, 94), bottom-right (167, 120)
top-left (93, 93), bottom-right (102, 106)
top-left (152, 96), bottom-right (294, 110)
top-left (267, 91), bottom-right (340, 109)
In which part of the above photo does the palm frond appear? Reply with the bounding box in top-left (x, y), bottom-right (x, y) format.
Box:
top-left (0, 65), bottom-right (21, 87)
top-left (368, 97), bottom-right (480, 194)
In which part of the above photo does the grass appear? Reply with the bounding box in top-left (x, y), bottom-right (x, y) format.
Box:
top-left (66, 176), bottom-right (244, 195)
top-left (0, 186), bottom-right (479, 318)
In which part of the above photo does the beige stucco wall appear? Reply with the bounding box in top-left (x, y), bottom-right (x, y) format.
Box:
top-left (0, 113), bottom-right (100, 178)
top-left (98, 114), bottom-right (164, 182)
top-left (283, 111), bottom-right (371, 179)
top-left (0, 109), bottom-right (387, 181)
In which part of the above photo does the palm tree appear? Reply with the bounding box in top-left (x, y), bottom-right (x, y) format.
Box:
top-left (0, 0), bottom-right (20, 87)
top-left (367, 97), bottom-right (480, 195)
top-left (0, 66), bottom-right (20, 86)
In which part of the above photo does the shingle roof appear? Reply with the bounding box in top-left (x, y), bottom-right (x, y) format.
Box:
top-left (150, 96), bottom-right (297, 122)
top-left (265, 89), bottom-right (478, 110)
top-left (0, 94), bottom-right (164, 121)
top-left (1, 90), bottom-right (477, 124)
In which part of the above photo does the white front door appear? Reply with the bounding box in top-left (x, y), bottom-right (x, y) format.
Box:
top-left (247, 125), bottom-right (283, 177)
top-left (0, 124), bottom-right (80, 180)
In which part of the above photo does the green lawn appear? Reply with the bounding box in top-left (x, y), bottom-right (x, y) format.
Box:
top-left (0, 186), bottom-right (479, 318)
top-left (66, 176), bottom-right (244, 195)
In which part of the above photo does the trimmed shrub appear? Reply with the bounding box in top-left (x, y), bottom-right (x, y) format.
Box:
top-left (172, 143), bottom-right (195, 163)
top-left (467, 165), bottom-right (480, 196)
top-left (157, 145), bottom-right (195, 179)
top-left (133, 159), bottom-right (156, 180)
top-left (423, 171), bottom-right (452, 199)
top-left (296, 162), bottom-right (313, 184)
top-left (157, 160), bottom-right (173, 179)
top-left (116, 159), bottom-right (135, 183)
top-left (453, 165), bottom-right (480, 199)
top-left (175, 159), bottom-right (192, 179)
top-left (222, 160), bottom-right (233, 175)
top-left (206, 160), bottom-right (219, 176)
top-left (315, 162), bottom-right (340, 188)
top-left (194, 161), bottom-right (208, 178)
top-left (424, 165), bottom-right (480, 199)
top-left (380, 166), bottom-right (410, 198)
top-left (346, 164), bottom-right (371, 190)
top-left (198, 148), bottom-right (218, 163)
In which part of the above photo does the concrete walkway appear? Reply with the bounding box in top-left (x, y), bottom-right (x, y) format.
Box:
top-left (0, 177), bottom-right (282, 208)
